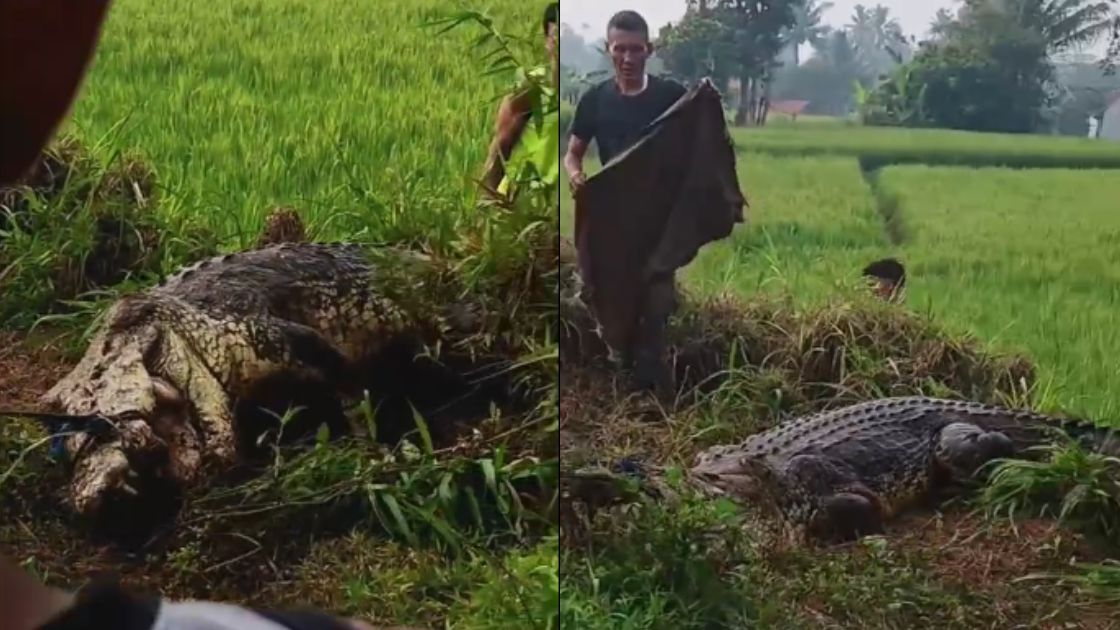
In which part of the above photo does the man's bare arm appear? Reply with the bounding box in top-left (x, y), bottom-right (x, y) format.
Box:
top-left (481, 92), bottom-right (531, 194)
top-left (564, 135), bottom-right (589, 182)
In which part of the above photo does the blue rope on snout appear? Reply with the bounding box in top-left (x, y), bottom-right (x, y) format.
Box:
top-left (49, 421), bottom-right (79, 460)
top-left (43, 414), bottom-right (118, 461)
top-left (611, 456), bottom-right (648, 479)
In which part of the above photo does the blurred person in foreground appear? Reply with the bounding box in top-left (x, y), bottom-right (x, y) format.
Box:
top-left (480, 2), bottom-right (559, 201)
top-left (0, 0), bottom-right (413, 628)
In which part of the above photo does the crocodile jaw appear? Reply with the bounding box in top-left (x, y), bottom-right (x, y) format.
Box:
top-left (690, 454), bottom-right (771, 502)
top-left (694, 471), bottom-right (762, 500)
top-left (69, 419), bottom-right (160, 517)
top-left (66, 377), bottom-right (196, 520)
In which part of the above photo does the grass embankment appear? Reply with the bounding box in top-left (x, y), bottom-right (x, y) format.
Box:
top-left (1, 1), bottom-right (560, 628)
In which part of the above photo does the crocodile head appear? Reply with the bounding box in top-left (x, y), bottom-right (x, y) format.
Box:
top-left (690, 447), bottom-right (776, 504)
top-left (39, 299), bottom-right (198, 518)
top-left (43, 374), bottom-right (192, 519)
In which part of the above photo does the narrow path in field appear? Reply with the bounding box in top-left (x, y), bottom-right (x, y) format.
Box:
top-left (857, 160), bottom-right (907, 246)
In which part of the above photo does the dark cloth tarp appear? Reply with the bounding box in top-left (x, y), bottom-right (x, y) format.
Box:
top-left (573, 78), bottom-right (745, 357)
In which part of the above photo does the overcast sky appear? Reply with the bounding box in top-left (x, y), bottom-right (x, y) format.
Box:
top-left (562, 0), bottom-right (955, 41)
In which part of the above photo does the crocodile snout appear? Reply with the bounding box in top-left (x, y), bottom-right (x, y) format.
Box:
top-left (66, 377), bottom-right (197, 522)
top-left (691, 451), bottom-right (773, 501)
top-left (692, 468), bottom-right (764, 501)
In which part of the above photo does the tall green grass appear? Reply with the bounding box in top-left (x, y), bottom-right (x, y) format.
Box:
top-left (881, 165), bottom-right (1120, 418)
top-left (68, 0), bottom-right (540, 244)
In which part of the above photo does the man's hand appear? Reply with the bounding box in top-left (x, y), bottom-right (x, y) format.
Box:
top-left (563, 135), bottom-right (589, 197)
top-left (568, 171), bottom-right (587, 196)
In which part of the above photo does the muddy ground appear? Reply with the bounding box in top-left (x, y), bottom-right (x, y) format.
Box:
top-left (0, 332), bottom-right (75, 410)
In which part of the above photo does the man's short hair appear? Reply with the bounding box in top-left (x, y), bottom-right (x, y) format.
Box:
top-left (607, 10), bottom-right (650, 39)
top-left (544, 3), bottom-right (558, 35)
top-left (862, 258), bottom-right (906, 288)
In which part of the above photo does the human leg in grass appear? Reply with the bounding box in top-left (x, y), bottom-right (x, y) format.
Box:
top-left (625, 273), bottom-right (677, 399)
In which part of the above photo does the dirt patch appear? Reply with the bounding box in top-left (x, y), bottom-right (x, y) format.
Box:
top-left (887, 512), bottom-right (1097, 587)
top-left (792, 511), bottom-right (1119, 628)
top-left (0, 331), bottom-right (75, 409)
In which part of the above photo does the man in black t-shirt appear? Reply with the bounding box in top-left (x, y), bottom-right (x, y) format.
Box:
top-left (562, 11), bottom-right (689, 396)
top-left (563, 11), bottom-right (688, 193)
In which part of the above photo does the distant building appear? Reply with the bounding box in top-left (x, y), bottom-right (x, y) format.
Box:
top-left (1099, 92), bottom-right (1120, 140)
top-left (769, 100), bottom-right (810, 121)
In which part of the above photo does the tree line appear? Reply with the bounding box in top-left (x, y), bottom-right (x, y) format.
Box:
top-left (862, 0), bottom-right (1119, 133)
top-left (562, 0), bottom-right (1120, 135)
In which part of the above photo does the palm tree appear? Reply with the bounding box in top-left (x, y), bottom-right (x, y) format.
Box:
top-left (927, 8), bottom-right (958, 41)
top-left (785, 0), bottom-right (834, 66)
top-left (992, 0), bottom-right (1115, 53)
top-left (816, 28), bottom-right (875, 85)
top-left (846, 4), bottom-right (909, 75)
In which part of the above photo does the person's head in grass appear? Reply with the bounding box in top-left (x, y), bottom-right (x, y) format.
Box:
top-left (862, 258), bottom-right (906, 303)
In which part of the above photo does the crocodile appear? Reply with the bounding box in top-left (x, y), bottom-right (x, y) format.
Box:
top-left (31, 242), bottom-right (473, 519)
top-left (565, 396), bottom-right (1118, 544)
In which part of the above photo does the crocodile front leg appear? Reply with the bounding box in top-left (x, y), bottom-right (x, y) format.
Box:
top-left (156, 329), bottom-right (239, 469)
top-left (811, 488), bottom-right (886, 543)
top-left (163, 312), bottom-right (352, 470)
top-left (779, 455), bottom-right (887, 544)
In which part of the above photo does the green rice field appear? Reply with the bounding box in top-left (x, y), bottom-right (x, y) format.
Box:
top-left (67, 0), bottom-right (538, 241)
top-left (564, 124), bottom-right (1120, 420)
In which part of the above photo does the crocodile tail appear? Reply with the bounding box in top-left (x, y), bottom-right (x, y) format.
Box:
top-left (1054, 417), bottom-right (1120, 457)
top-left (972, 405), bottom-right (1119, 458)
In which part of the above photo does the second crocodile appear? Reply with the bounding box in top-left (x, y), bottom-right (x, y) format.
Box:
top-left (566, 396), bottom-right (1118, 543)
